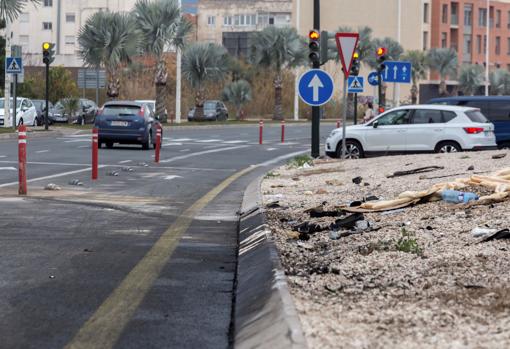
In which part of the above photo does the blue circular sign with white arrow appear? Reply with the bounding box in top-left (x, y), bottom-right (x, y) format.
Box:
top-left (368, 71), bottom-right (379, 86)
top-left (298, 69), bottom-right (334, 106)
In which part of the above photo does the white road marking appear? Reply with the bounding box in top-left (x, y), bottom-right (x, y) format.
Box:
top-left (35, 150), bottom-right (49, 153)
top-left (172, 138), bottom-right (193, 141)
top-left (160, 145), bottom-right (250, 164)
top-left (118, 160), bottom-right (132, 164)
top-left (222, 140), bottom-right (247, 144)
top-left (64, 139), bottom-right (91, 143)
top-left (179, 149), bottom-right (191, 152)
top-left (266, 148), bottom-right (277, 151)
top-left (164, 175), bottom-right (182, 180)
top-left (258, 150), bottom-right (308, 167)
top-left (0, 167), bottom-right (16, 171)
top-left (0, 156), bottom-right (6, 158)
top-left (162, 142), bottom-right (183, 146)
top-left (194, 139), bottom-right (221, 143)
top-left (78, 145), bottom-right (89, 149)
top-left (0, 166), bottom-right (107, 188)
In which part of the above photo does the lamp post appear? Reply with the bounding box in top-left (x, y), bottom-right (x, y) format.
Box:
top-left (485, 0), bottom-right (490, 96)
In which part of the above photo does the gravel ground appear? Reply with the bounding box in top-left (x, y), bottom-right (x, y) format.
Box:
top-left (262, 150), bottom-right (510, 349)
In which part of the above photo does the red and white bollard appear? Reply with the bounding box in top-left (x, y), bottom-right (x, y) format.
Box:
top-left (18, 125), bottom-right (27, 195)
top-left (259, 120), bottom-right (264, 145)
top-left (281, 120), bottom-right (285, 143)
top-left (92, 128), bottom-right (98, 180)
top-left (155, 125), bottom-right (162, 163)
top-left (336, 119), bottom-right (341, 129)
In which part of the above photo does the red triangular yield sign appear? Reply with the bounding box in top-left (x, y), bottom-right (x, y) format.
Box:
top-left (335, 33), bottom-right (359, 77)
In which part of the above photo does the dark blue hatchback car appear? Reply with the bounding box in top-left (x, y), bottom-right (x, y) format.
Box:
top-left (95, 101), bottom-right (162, 150)
top-left (427, 96), bottom-right (510, 148)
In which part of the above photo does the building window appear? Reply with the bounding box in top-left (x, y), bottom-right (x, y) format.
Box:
top-left (496, 36), bottom-right (501, 55)
top-left (65, 36), bottom-right (75, 45)
top-left (44, 0), bottom-right (52, 6)
top-left (477, 35), bottom-right (482, 54)
top-left (20, 13), bottom-right (29, 23)
top-left (464, 5), bottom-right (472, 26)
top-left (19, 35), bottom-right (29, 49)
top-left (451, 2), bottom-right (458, 25)
top-left (496, 10), bottom-right (501, 27)
top-left (423, 3), bottom-right (429, 23)
top-left (43, 22), bottom-right (52, 30)
top-left (441, 32), bottom-right (447, 48)
top-left (442, 4), bottom-right (448, 23)
top-left (479, 8), bottom-right (487, 26)
top-left (423, 31), bottom-right (428, 50)
top-left (207, 16), bottom-right (215, 26)
top-left (507, 38), bottom-right (510, 54)
top-left (66, 13), bottom-right (75, 23)
top-left (223, 16), bottom-right (232, 26)
top-left (465, 35), bottom-right (472, 54)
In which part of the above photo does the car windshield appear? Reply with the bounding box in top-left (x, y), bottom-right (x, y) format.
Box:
top-left (204, 102), bottom-right (216, 110)
top-left (466, 110), bottom-right (489, 123)
top-left (0, 99), bottom-right (21, 108)
top-left (103, 105), bottom-right (141, 116)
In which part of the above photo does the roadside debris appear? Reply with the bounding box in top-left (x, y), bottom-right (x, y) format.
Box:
top-left (330, 213), bottom-right (364, 230)
top-left (479, 228), bottom-right (510, 242)
top-left (107, 170), bottom-right (120, 176)
top-left (137, 162), bottom-right (149, 167)
top-left (492, 153), bottom-right (507, 159)
top-left (44, 183), bottom-right (61, 191)
top-left (468, 165), bottom-right (475, 171)
top-left (471, 227), bottom-right (498, 238)
top-left (306, 206), bottom-right (343, 218)
top-left (441, 190), bottom-right (479, 204)
top-left (386, 166), bottom-right (444, 178)
top-left (352, 176), bottom-right (363, 185)
top-left (68, 179), bottom-right (84, 186)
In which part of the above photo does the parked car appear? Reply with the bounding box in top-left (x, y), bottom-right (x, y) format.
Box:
top-left (94, 101), bottom-right (161, 150)
top-left (52, 98), bottom-right (98, 124)
top-left (32, 100), bottom-right (54, 126)
top-left (187, 100), bottom-right (228, 121)
top-left (0, 97), bottom-right (38, 126)
top-left (427, 96), bottom-right (510, 149)
top-left (135, 100), bottom-right (168, 121)
top-left (325, 105), bottom-right (496, 159)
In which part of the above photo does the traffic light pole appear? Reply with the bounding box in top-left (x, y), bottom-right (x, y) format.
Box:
top-left (353, 92), bottom-right (358, 125)
top-left (44, 63), bottom-right (49, 130)
top-left (311, 0), bottom-right (320, 158)
top-left (378, 70), bottom-right (383, 112)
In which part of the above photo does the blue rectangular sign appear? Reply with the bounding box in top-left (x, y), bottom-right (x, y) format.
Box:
top-left (347, 76), bottom-right (364, 93)
top-left (6, 57), bottom-right (23, 74)
top-left (382, 61), bottom-right (411, 83)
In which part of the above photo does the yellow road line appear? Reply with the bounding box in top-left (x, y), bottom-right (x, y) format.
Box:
top-left (65, 165), bottom-right (255, 349)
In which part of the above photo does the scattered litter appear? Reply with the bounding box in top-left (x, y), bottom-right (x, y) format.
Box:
top-left (365, 195), bottom-right (379, 201)
top-left (349, 201), bottom-right (363, 207)
top-left (302, 163), bottom-right (312, 169)
top-left (68, 179), bottom-right (83, 186)
top-left (352, 176), bottom-right (363, 185)
top-left (306, 206), bottom-right (343, 218)
top-left (425, 226), bottom-right (434, 230)
top-left (266, 201), bottom-right (281, 209)
top-left (386, 166), bottom-right (444, 178)
top-left (441, 190), bottom-right (479, 204)
top-left (330, 213), bottom-right (364, 230)
top-left (467, 165), bottom-right (475, 171)
top-left (297, 241), bottom-right (313, 249)
top-left (471, 227), bottom-right (498, 238)
top-left (420, 172), bottom-right (466, 180)
top-left (304, 191), bottom-right (314, 195)
top-left (492, 154), bottom-right (507, 159)
top-left (355, 220), bottom-right (370, 231)
top-left (363, 182), bottom-right (370, 186)
top-left (329, 231), bottom-right (340, 240)
top-left (44, 183), bottom-right (61, 191)
top-left (121, 167), bottom-right (134, 172)
top-left (479, 229), bottom-right (510, 242)
top-left (293, 222), bottom-right (326, 234)
top-left (107, 170), bottom-right (120, 176)
top-left (137, 162), bottom-right (149, 167)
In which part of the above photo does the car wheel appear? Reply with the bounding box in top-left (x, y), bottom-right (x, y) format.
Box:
top-left (33, 117), bottom-right (37, 126)
top-left (106, 142), bottom-right (114, 149)
top-left (142, 131), bottom-right (151, 150)
top-left (435, 141), bottom-right (461, 153)
top-left (336, 140), bottom-right (364, 159)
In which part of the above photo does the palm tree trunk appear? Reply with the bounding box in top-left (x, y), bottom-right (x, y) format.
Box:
top-left (106, 67), bottom-right (120, 99)
top-left (155, 58), bottom-right (168, 123)
top-left (411, 84), bottom-right (418, 104)
top-left (439, 79), bottom-right (447, 97)
top-left (195, 87), bottom-right (205, 121)
top-left (273, 72), bottom-right (283, 120)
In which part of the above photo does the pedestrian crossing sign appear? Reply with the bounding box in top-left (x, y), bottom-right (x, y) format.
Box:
top-left (347, 76), bottom-right (364, 93)
top-left (6, 57), bottom-right (23, 74)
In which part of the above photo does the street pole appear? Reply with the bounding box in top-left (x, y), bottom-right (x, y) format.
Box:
top-left (13, 74), bottom-right (17, 129)
top-left (341, 77), bottom-right (347, 159)
top-left (175, 0), bottom-right (183, 123)
top-left (311, 0), bottom-right (320, 158)
top-left (485, 0), bottom-right (490, 96)
top-left (395, 0), bottom-right (402, 106)
top-left (378, 70), bottom-right (383, 112)
top-left (45, 63), bottom-right (49, 130)
top-left (4, 19), bottom-right (11, 128)
top-left (293, 0), bottom-right (301, 121)
top-left (353, 92), bottom-right (358, 125)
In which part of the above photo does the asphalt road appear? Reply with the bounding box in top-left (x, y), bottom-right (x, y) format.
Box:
top-left (0, 123), bottom-right (334, 349)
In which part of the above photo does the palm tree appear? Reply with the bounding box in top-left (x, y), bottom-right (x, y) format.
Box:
top-left (490, 69), bottom-right (510, 95)
top-left (249, 26), bottom-right (306, 120)
top-left (182, 42), bottom-right (230, 120)
top-left (222, 79), bottom-right (252, 120)
top-left (78, 11), bottom-right (140, 98)
top-left (0, 0), bottom-right (40, 22)
top-left (133, 0), bottom-right (192, 123)
top-left (401, 50), bottom-right (428, 103)
top-left (458, 64), bottom-right (484, 96)
top-left (61, 97), bottom-right (80, 124)
top-left (426, 48), bottom-right (458, 97)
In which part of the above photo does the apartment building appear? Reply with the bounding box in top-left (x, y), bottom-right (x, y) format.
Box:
top-left (10, 0), bottom-right (138, 67)
top-left (196, 0), bottom-right (292, 57)
top-left (431, 0), bottom-right (510, 70)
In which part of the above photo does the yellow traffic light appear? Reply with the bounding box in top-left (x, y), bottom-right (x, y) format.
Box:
top-left (42, 42), bottom-right (51, 50)
top-left (309, 30), bottom-right (320, 40)
top-left (376, 47), bottom-right (387, 57)
top-left (353, 52), bottom-right (359, 59)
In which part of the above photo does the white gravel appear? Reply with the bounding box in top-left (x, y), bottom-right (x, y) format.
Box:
top-left (262, 150), bottom-right (510, 349)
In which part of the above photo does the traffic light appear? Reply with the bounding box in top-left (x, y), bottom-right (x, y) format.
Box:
top-left (376, 47), bottom-right (387, 73)
top-left (42, 42), bottom-right (55, 65)
top-left (308, 30), bottom-right (320, 67)
top-left (350, 51), bottom-right (360, 76)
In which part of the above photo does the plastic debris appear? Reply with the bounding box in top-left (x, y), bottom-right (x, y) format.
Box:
top-left (386, 166), bottom-right (444, 178)
top-left (68, 179), bottom-right (83, 186)
top-left (266, 201), bottom-right (281, 209)
top-left (44, 183), bottom-right (61, 191)
top-left (294, 222), bottom-right (326, 234)
top-left (442, 190), bottom-right (479, 204)
top-left (471, 227), bottom-right (498, 238)
top-left (306, 206), bottom-right (343, 218)
top-left (329, 231), bottom-right (340, 240)
top-left (492, 154), bottom-right (507, 159)
top-left (479, 229), bottom-right (510, 242)
top-left (330, 213), bottom-right (364, 230)
top-left (467, 165), bottom-right (475, 171)
top-left (352, 176), bottom-right (363, 185)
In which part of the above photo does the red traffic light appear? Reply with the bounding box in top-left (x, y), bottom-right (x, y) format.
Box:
top-left (376, 47), bottom-right (387, 57)
top-left (309, 30), bottom-right (320, 41)
top-left (378, 107), bottom-right (385, 114)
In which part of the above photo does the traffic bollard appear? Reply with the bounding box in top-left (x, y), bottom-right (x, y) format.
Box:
top-left (155, 125), bottom-right (162, 163)
top-left (259, 120), bottom-right (264, 145)
top-left (281, 120), bottom-right (285, 143)
top-left (18, 125), bottom-right (27, 195)
top-left (336, 119), bottom-right (341, 129)
top-left (92, 128), bottom-right (98, 180)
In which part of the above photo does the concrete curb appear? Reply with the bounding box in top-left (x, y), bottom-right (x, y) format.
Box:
top-left (0, 130), bottom-right (67, 140)
top-left (233, 175), bottom-right (307, 349)
top-left (162, 121), bottom-right (338, 131)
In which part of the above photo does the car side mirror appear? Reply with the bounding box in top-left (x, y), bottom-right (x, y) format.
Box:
top-left (21, 107), bottom-right (28, 112)
top-left (373, 121), bottom-right (379, 128)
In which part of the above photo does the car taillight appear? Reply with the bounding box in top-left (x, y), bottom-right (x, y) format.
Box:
top-left (464, 127), bottom-right (484, 134)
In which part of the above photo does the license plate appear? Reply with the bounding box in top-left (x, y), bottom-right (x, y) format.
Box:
top-left (111, 121), bottom-right (128, 127)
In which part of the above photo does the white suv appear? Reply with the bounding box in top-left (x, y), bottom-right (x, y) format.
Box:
top-left (325, 105), bottom-right (496, 158)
